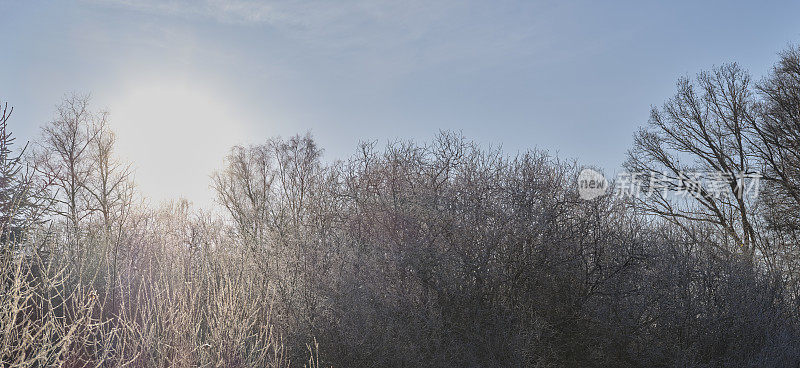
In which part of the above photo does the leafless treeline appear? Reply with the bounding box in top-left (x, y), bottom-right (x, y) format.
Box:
top-left (3, 45), bottom-right (800, 367)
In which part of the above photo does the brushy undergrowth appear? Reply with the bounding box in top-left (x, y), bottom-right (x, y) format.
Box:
top-left (4, 44), bottom-right (800, 367)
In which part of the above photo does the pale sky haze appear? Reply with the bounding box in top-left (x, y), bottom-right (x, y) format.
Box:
top-left (2, 0), bottom-right (799, 208)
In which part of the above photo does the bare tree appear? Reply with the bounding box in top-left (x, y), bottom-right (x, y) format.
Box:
top-left (36, 94), bottom-right (99, 242)
top-left (625, 64), bottom-right (761, 261)
top-left (85, 114), bottom-right (134, 235)
top-left (753, 45), bottom-right (800, 232)
top-left (213, 144), bottom-right (275, 247)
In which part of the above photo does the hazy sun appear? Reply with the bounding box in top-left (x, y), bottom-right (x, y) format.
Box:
top-left (108, 78), bottom-right (250, 208)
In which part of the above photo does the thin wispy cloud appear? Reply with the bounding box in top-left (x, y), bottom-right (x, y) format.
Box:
top-left (87, 0), bottom-right (433, 28)
top-left (87, 0), bottom-right (285, 25)
top-left (85, 0), bottom-right (572, 72)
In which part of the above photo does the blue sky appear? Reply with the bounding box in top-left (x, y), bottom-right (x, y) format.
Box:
top-left (2, 0), bottom-right (799, 207)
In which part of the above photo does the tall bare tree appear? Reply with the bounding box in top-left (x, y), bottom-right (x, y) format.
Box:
top-left (753, 45), bottom-right (800, 232)
top-left (36, 94), bottom-right (99, 241)
top-left (625, 64), bottom-right (761, 261)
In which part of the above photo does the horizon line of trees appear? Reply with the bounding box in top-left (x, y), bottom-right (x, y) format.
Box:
top-left (1, 44), bottom-right (800, 367)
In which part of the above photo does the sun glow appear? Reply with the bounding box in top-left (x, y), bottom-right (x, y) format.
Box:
top-left (108, 78), bottom-right (250, 208)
